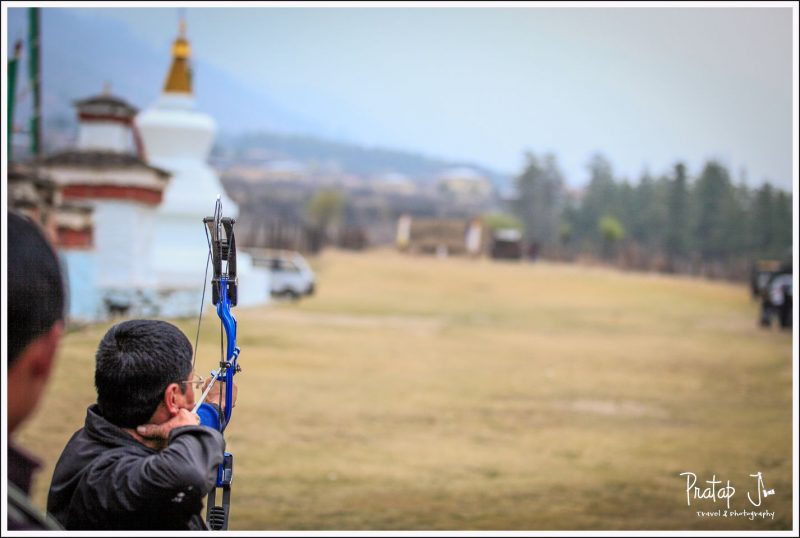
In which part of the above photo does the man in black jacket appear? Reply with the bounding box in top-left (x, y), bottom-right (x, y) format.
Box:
top-left (47, 319), bottom-right (235, 530)
top-left (7, 211), bottom-right (66, 530)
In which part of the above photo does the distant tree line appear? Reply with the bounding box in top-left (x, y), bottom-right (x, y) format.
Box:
top-left (506, 152), bottom-right (793, 280)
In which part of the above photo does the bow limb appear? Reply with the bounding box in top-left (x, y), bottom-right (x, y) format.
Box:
top-left (195, 198), bottom-right (240, 530)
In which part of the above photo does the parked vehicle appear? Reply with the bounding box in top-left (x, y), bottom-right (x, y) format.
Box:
top-left (490, 228), bottom-right (523, 260)
top-left (750, 259), bottom-right (782, 299)
top-left (253, 250), bottom-right (316, 300)
top-left (759, 265), bottom-right (792, 329)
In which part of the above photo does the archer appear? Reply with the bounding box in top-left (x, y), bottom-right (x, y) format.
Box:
top-left (46, 319), bottom-right (238, 530)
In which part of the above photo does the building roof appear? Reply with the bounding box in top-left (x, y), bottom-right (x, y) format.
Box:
top-left (40, 151), bottom-right (170, 179)
top-left (8, 163), bottom-right (57, 189)
top-left (58, 201), bottom-right (94, 214)
top-left (74, 94), bottom-right (138, 118)
top-left (8, 163), bottom-right (60, 217)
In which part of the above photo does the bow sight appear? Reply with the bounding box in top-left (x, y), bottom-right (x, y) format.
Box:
top-left (204, 208), bottom-right (238, 309)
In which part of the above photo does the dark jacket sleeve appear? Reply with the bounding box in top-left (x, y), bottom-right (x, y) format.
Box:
top-left (84, 426), bottom-right (225, 514)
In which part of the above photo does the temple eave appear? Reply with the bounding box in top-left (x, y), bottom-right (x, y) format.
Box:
top-left (62, 184), bottom-right (165, 206)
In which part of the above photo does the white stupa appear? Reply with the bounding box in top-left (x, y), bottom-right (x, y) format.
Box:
top-left (135, 20), bottom-right (269, 317)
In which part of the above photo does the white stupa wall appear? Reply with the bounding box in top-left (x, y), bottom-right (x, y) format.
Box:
top-left (78, 121), bottom-right (136, 153)
top-left (93, 201), bottom-right (159, 289)
top-left (135, 94), bottom-right (215, 160)
top-left (60, 250), bottom-right (101, 322)
top-left (55, 199), bottom-right (161, 322)
top-left (135, 93), bottom-right (270, 316)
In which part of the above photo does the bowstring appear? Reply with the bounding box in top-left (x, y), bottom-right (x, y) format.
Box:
top-left (193, 200), bottom-right (222, 414)
top-left (192, 249), bottom-right (211, 375)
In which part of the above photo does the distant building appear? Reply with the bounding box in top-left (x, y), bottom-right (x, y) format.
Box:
top-left (437, 167), bottom-right (493, 199)
top-left (9, 162), bottom-right (94, 256)
top-left (220, 160), bottom-right (309, 184)
top-left (73, 92), bottom-right (145, 154)
top-left (490, 228), bottom-right (523, 260)
top-left (375, 172), bottom-right (418, 196)
top-left (396, 214), bottom-right (485, 257)
top-left (262, 159), bottom-right (308, 182)
top-left (39, 90), bottom-right (171, 321)
top-left (8, 163), bottom-right (60, 240)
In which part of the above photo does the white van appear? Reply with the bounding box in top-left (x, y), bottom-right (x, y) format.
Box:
top-left (258, 251), bottom-right (316, 299)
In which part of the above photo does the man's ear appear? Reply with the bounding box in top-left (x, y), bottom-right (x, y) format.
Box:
top-left (25, 321), bottom-right (64, 382)
top-left (163, 382), bottom-right (183, 416)
top-left (7, 321), bottom-right (64, 433)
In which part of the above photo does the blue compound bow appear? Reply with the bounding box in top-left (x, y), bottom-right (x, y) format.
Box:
top-left (192, 196), bottom-right (240, 530)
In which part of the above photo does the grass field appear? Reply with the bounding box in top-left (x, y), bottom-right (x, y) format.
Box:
top-left (16, 248), bottom-right (794, 530)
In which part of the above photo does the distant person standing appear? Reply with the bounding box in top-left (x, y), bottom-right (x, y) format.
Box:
top-left (6, 211), bottom-right (66, 530)
top-left (528, 242), bottom-right (540, 261)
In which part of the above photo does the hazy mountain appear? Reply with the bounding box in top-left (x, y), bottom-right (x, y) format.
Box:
top-left (8, 8), bottom-right (511, 189)
top-left (219, 130), bottom-right (510, 187)
top-left (8, 8), bottom-right (323, 134)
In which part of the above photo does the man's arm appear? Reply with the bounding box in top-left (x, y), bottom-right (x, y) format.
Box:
top-left (88, 418), bottom-right (225, 515)
top-left (137, 425), bottom-right (225, 495)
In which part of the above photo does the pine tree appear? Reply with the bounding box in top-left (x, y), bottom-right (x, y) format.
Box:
top-left (750, 183), bottom-right (775, 259)
top-left (665, 162), bottom-right (690, 265)
top-left (576, 154), bottom-right (619, 250)
top-left (692, 161), bottom-right (736, 262)
top-left (511, 151), bottom-right (565, 250)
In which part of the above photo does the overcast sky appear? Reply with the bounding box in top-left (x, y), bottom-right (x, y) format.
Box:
top-left (35, 6), bottom-right (799, 189)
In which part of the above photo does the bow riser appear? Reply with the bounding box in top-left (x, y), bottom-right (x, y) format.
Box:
top-left (215, 275), bottom-right (240, 429)
top-left (197, 198), bottom-right (240, 530)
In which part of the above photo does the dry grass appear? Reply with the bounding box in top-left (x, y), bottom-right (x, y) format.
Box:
top-left (16, 248), bottom-right (794, 530)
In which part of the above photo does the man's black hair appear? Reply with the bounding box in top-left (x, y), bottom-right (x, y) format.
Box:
top-left (94, 320), bottom-right (193, 428)
top-left (7, 211), bottom-right (66, 365)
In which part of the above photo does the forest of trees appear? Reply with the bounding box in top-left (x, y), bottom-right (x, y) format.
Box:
top-left (507, 152), bottom-right (793, 280)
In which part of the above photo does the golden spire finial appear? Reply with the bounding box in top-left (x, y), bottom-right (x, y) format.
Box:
top-left (162, 13), bottom-right (192, 94)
